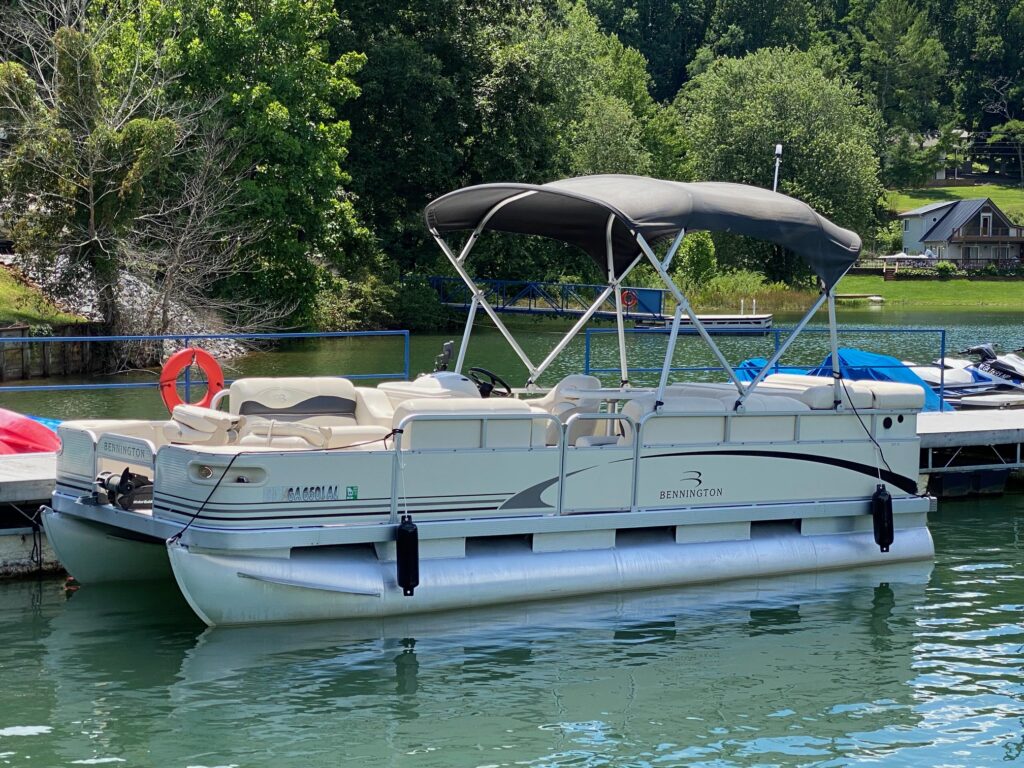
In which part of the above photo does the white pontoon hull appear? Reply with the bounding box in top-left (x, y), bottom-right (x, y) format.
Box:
top-left (167, 509), bottom-right (933, 625)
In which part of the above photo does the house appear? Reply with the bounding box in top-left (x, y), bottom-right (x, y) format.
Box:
top-left (898, 198), bottom-right (1023, 266)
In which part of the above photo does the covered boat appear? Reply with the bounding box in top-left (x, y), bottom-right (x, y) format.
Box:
top-left (0, 407), bottom-right (61, 454)
top-left (42, 175), bottom-right (934, 626)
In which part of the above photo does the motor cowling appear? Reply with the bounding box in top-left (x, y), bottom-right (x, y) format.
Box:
top-left (872, 484), bottom-right (894, 553)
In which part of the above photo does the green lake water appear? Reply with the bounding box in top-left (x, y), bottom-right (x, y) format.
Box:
top-left (0, 305), bottom-right (1022, 766)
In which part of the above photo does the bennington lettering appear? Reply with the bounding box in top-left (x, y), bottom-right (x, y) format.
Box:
top-left (99, 440), bottom-right (149, 460)
top-left (659, 488), bottom-right (724, 499)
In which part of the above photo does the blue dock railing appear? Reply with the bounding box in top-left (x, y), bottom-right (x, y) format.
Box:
top-left (0, 330), bottom-right (410, 402)
top-left (584, 326), bottom-right (949, 401)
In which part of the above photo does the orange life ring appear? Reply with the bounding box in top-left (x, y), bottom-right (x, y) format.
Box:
top-left (621, 289), bottom-right (638, 309)
top-left (159, 348), bottom-right (224, 413)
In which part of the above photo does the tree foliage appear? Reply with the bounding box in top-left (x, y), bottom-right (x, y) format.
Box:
top-left (676, 47), bottom-right (882, 282)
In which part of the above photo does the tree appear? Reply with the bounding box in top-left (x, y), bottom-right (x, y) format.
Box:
top-left (988, 119), bottom-right (1024, 186)
top-left (589, 0), bottom-right (712, 100)
top-left (169, 0), bottom-right (373, 319)
top-left (850, 0), bottom-right (949, 133)
top-left (0, 0), bottom-right (181, 330)
top-left (688, 0), bottom-right (815, 77)
top-left (675, 47), bottom-right (883, 282)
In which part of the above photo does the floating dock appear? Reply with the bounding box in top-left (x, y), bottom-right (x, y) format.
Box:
top-left (918, 410), bottom-right (1024, 496)
top-left (0, 453), bottom-right (61, 577)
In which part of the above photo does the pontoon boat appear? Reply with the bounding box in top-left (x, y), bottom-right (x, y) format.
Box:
top-left (42, 176), bottom-right (934, 626)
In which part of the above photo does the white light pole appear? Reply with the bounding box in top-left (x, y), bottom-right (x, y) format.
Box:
top-left (772, 144), bottom-right (783, 192)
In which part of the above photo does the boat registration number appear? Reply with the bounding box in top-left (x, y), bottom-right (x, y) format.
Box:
top-left (265, 485), bottom-right (359, 502)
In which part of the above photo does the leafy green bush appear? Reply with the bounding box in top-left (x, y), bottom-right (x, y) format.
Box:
top-left (311, 274), bottom-right (397, 331)
top-left (934, 261), bottom-right (960, 277)
top-left (395, 277), bottom-right (447, 332)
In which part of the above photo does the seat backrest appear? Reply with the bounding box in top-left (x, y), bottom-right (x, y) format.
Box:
top-left (229, 377), bottom-right (358, 426)
top-left (392, 398), bottom-right (541, 450)
top-left (533, 374), bottom-right (604, 445)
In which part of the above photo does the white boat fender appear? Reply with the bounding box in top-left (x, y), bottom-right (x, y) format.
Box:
top-left (872, 484), bottom-right (894, 553)
top-left (396, 514), bottom-right (419, 596)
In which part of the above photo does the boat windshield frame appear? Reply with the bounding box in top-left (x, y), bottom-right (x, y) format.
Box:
top-left (426, 177), bottom-right (855, 410)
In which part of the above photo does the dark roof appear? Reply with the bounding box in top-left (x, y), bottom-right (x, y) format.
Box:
top-left (897, 200), bottom-right (957, 218)
top-left (921, 199), bottom-right (988, 243)
top-left (424, 175), bottom-right (862, 289)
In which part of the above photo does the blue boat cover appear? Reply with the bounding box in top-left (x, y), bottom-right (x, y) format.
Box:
top-left (736, 347), bottom-right (952, 411)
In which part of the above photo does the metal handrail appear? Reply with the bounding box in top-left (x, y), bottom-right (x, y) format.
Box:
top-left (389, 410), bottom-right (563, 523)
top-left (584, 325), bottom-right (949, 402)
top-left (563, 412), bottom-right (635, 515)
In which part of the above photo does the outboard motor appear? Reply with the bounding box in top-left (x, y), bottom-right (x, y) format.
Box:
top-left (871, 484), bottom-right (894, 553)
top-left (95, 467), bottom-right (154, 511)
top-left (433, 341), bottom-right (454, 372)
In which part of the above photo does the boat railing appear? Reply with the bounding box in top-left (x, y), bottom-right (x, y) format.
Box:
top-left (0, 330), bottom-right (411, 402)
top-left (389, 403), bottom-right (912, 521)
top-left (389, 411), bottom-right (564, 523)
top-left (584, 326), bottom-right (950, 401)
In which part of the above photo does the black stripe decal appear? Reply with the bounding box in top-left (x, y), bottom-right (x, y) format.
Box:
top-left (154, 490), bottom-right (510, 507)
top-left (645, 449), bottom-right (918, 495)
top-left (153, 505), bottom-right (500, 522)
top-left (501, 448), bottom-right (917, 511)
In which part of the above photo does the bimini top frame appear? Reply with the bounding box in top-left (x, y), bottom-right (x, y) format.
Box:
top-left (424, 174), bottom-right (862, 408)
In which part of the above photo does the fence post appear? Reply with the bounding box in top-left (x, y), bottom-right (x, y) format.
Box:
top-left (183, 337), bottom-right (192, 404)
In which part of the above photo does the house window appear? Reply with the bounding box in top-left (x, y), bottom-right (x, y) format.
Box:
top-left (937, 246), bottom-right (945, 259)
top-left (962, 245), bottom-right (980, 262)
top-left (981, 213), bottom-right (992, 236)
top-left (902, 219), bottom-right (909, 231)
top-left (995, 246), bottom-right (1010, 260)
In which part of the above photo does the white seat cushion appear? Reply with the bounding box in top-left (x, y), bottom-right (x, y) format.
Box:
top-left (163, 405), bottom-right (241, 445)
top-left (229, 377), bottom-right (358, 424)
top-left (392, 398), bottom-right (541, 449)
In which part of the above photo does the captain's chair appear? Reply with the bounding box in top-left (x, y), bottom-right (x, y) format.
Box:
top-left (530, 374), bottom-right (604, 445)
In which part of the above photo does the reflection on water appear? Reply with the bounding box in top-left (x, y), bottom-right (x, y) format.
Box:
top-left (0, 496), bottom-right (1020, 767)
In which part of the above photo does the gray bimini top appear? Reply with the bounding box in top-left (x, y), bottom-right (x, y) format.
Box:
top-left (425, 175), bottom-right (862, 289)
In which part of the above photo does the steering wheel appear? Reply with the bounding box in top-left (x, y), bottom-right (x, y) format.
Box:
top-left (467, 367), bottom-right (512, 398)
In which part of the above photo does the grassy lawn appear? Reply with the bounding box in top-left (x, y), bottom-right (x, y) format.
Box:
top-left (0, 266), bottom-right (84, 327)
top-left (885, 183), bottom-right (1024, 221)
top-left (838, 274), bottom-right (1024, 308)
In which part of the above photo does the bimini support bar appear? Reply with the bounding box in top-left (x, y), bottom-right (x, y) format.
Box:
top-left (530, 252), bottom-right (645, 385)
top-left (454, 293), bottom-right (479, 373)
top-left (656, 303), bottom-right (684, 406)
top-left (456, 190), bottom-right (538, 265)
top-left (662, 229), bottom-right (685, 272)
top-left (735, 290), bottom-right (828, 406)
top-left (827, 288), bottom-right (843, 409)
top-left (635, 233), bottom-right (746, 395)
top-left (607, 214), bottom-right (629, 386)
top-left (431, 232), bottom-right (539, 378)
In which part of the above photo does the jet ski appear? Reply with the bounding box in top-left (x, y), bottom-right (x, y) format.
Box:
top-left (959, 343), bottom-right (1024, 390)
